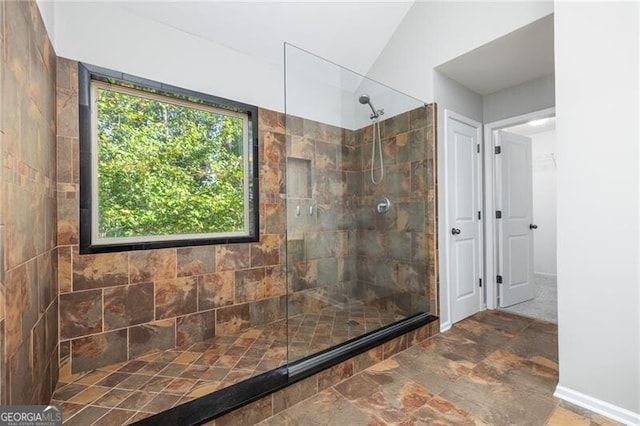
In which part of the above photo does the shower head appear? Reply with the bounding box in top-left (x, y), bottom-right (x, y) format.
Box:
top-left (358, 93), bottom-right (383, 119)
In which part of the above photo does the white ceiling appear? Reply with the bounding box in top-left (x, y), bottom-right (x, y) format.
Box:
top-left (436, 14), bottom-right (554, 95)
top-left (118, 1), bottom-right (416, 76)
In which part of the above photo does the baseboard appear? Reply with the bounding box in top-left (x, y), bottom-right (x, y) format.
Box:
top-left (534, 272), bottom-right (557, 279)
top-left (440, 321), bottom-right (452, 333)
top-left (554, 385), bottom-right (640, 425)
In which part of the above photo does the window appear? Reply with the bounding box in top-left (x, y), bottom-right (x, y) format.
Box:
top-left (78, 64), bottom-right (259, 253)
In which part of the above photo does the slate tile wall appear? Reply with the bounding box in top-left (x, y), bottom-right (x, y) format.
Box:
top-left (0, 0), bottom-right (59, 404)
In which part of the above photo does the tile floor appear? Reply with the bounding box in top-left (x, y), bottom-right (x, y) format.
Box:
top-left (50, 305), bottom-right (403, 424)
top-left (504, 274), bottom-right (558, 323)
top-left (257, 310), bottom-right (620, 426)
top-left (52, 309), bottom-right (619, 425)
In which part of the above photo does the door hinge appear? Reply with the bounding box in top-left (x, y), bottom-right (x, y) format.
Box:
top-left (495, 146), bottom-right (501, 154)
top-left (496, 275), bottom-right (503, 284)
top-left (478, 211), bottom-right (481, 220)
top-left (479, 278), bottom-right (483, 288)
top-left (496, 210), bottom-right (502, 219)
top-left (477, 144), bottom-right (480, 153)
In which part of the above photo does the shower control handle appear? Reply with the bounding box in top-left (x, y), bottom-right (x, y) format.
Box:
top-left (451, 228), bottom-right (461, 235)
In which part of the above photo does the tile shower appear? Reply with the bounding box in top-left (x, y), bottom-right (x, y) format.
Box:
top-left (1, 3), bottom-right (439, 424)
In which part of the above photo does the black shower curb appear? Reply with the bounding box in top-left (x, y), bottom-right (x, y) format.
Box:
top-left (133, 312), bottom-right (438, 426)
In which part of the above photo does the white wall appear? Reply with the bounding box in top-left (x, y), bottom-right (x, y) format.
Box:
top-left (531, 130), bottom-right (556, 277)
top-left (366, 1), bottom-right (553, 101)
top-left (52, 2), bottom-right (283, 112)
top-left (555, 2), bottom-right (639, 422)
top-left (483, 74), bottom-right (555, 123)
top-left (433, 71), bottom-right (483, 330)
top-left (44, 2), bottom-right (421, 130)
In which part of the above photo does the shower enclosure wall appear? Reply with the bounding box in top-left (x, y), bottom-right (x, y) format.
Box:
top-left (51, 45), bottom-right (438, 425)
top-left (285, 44), bottom-right (438, 363)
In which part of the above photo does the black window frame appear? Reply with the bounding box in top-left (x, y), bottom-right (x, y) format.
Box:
top-left (78, 63), bottom-right (259, 254)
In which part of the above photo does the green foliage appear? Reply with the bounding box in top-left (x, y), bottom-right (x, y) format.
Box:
top-left (96, 87), bottom-right (246, 238)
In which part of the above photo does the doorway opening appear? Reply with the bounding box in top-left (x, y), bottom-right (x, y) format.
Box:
top-left (483, 108), bottom-right (557, 323)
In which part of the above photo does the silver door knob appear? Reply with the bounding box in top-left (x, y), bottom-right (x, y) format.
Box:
top-left (451, 228), bottom-right (461, 235)
top-left (529, 224), bottom-right (538, 230)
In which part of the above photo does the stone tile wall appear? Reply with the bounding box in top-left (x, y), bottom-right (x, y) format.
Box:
top-left (0, 1), bottom-right (59, 404)
top-left (57, 59), bottom-right (288, 374)
top-left (56, 61), bottom-right (438, 376)
top-left (354, 106), bottom-right (438, 315)
top-left (285, 106), bottom-right (438, 320)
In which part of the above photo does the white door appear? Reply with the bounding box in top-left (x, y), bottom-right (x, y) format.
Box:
top-left (447, 112), bottom-right (482, 323)
top-left (497, 130), bottom-right (535, 307)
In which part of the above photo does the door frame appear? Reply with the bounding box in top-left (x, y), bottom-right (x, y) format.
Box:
top-left (483, 107), bottom-right (555, 309)
top-left (442, 109), bottom-right (484, 330)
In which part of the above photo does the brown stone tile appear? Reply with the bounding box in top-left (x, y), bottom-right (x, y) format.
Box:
top-left (176, 310), bottom-right (215, 347)
top-left (410, 394), bottom-right (486, 425)
top-left (114, 374), bottom-right (152, 391)
top-left (338, 369), bottom-right (433, 424)
top-left (177, 246), bottom-right (215, 277)
top-left (71, 330), bottom-right (128, 373)
top-left (64, 406), bottom-right (109, 426)
top-left (215, 244), bottom-right (250, 271)
top-left (251, 234), bottom-right (281, 267)
top-left (250, 296), bottom-right (285, 327)
top-left (383, 334), bottom-right (408, 359)
top-left (72, 248), bottom-right (128, 290)
top-left (57, 197), bottom-right (78, 245)
top-left (216, 394), bottom-right (273, 426)
top-left (75, 370), bottom-right (111, 386)
top-left (138, 376), bottom-right (173, 393)
top-left (117, 391), bottom-right (156, 411)
top-left (155, 277), bottom-right (197, 319)
top-left (272, 376), bottom-right (316, 414)
top-left (474, 349), bottom-right (558, 396)
top-left (164, 377), bottom-right (198, 395)
top-left (55, 401), bottom-right (85, 422)
top-left (448, 318), bottom-right (516, 347)
top-left (551, 401), bottom-right (623, 426)
top-left (91, 408), bottom-right (136, 426)
top-left (419, 332), bottom-right (494, 364)
top-left (129, 249), bottom-right (176, 284)
top-left (51, 383), bottom-right (88, 401)
top-left (198, 271), bottom-right (234, 310)
top-left (259, 108), bottom-right (285, 133)
top-left (92, 388), bottom-right (132, 408)
top-left (59, 289), bottom-right (102, 339)
top-left (261, 389), bottom-right (375, 426)
top-left (216, 304), bottom-right (250, 335)
top-left (317, 360), bottom-right (354, 390)
top-left (68, 385), bottom-right (110, 404)
top-left (440, 369), bottom-right (557, 426)
top-left (104, 283), bottom-right (154, 330)
top-left (129, 320), bottom-right (176, 358)
top-left (264, 265), bottom-right (285, 298)
top-left (392, 345), bottom-right (475, 395)
top-left (58, 246), bottom-right (72, 293)
top-left (261, 130), bottom-right (285, 164)
top-left (142, 393), bottom-right (181, 413)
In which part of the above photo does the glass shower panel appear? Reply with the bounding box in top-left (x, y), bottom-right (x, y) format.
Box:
top-left (285, 44), bottom-right (431, 363)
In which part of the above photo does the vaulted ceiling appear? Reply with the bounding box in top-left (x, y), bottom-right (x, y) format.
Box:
top-left (116, 1), bottom-right (416, 76)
